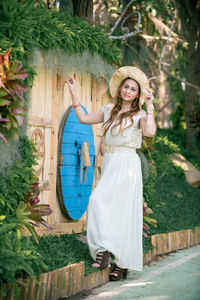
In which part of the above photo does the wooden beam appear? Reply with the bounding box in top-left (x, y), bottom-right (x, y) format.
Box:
top-left (83, 142), bottom-right (91, 167)
top-left (28, 116), bottom-right (53, 128)
top-left (24, 221), bottom-right (87, 237)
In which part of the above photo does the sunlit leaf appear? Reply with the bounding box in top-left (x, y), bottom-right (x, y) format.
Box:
top-left (0, 48), bottom-right (27, 142)
top-left (0, 133), bottom-right (8, 143)
top-left (0, 98), bottom-right (11, 106)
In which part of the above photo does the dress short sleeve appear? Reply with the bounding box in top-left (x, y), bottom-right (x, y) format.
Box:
top-left (100, 103), bottom-right (113, 122)
top-left (138, 109), bottom-right (147, 120)
top-left (132, 109), bottom-right (146, 130)
top-left (100, 103), bottom-right (113, 114)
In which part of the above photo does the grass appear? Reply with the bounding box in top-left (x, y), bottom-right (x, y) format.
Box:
top-left (32, 233), bottom-right (153, 277)
top-left (34, 234), bottom-right (96, 275)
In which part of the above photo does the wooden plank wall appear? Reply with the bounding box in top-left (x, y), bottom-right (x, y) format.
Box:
top-left (28, 52), bottom-right (113, 235)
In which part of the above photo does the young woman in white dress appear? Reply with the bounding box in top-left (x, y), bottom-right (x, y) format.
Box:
top-left (66, 66), bottom-right (156, 281)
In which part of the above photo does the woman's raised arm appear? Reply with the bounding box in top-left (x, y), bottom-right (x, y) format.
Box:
top-left (139, 87), bottom-right (157, 137)
top-left (66, 76), bottom-right (104, 125)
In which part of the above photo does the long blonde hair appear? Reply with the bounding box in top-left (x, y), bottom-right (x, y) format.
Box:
top-left (103, 78), bottom-right (141, 136)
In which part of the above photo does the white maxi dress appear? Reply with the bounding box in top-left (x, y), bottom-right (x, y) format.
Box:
top-left (87, 103), bottom-right (147, 271)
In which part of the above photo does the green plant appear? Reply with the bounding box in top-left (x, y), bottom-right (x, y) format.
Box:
top-left (21, 180), bottom-right (52, 243)
top-left (0, 48), bottom-right (27, 142)
top-left (0, 136), bottom-right (52, 241)
top-left (0, 136), bottom-right (52, 296)
top-left (143, 200), bottom-right (158, 238)
top-left (0, 219), bottom-right (45, 298)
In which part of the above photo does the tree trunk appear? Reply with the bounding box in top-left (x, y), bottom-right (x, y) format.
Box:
top-left (185, 28), bottom-right (200, 155)
top-left (175, 0), bottom-right (200, 155)
top-left (72, 0), bottom-right (93, 23)
top-left (59, 0), bottom-right (73, 15)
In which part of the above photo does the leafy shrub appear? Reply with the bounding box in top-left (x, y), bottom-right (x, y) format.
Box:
top-left (0, 136), bottom-right (51, 296)
top-left (0, 222), bottom-right (45, 297)
top-left (157, 127), bottom-right (200, 170)
top-left (0, 136), bottom-right (52, 241)
top-left (148, 128), bottom-right (200, 234)
top-left (0, 48), bottom-right (28, 142)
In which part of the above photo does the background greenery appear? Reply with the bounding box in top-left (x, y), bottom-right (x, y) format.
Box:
top-left (146, 128), bottom-right (200, 235)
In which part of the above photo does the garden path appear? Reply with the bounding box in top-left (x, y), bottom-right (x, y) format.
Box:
top-left (64, 244), bottom-right (200, 300)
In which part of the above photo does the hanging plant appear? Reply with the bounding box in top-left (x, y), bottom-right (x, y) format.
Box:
top-left (143, 200), bottom-right (158, 238)
top-left (0, 48), bottom-right (27, 142)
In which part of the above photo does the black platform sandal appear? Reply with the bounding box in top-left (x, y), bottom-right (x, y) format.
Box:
top-left (92, 250), bottom-right (109, 270)
top-left (109, 264), bottom-right (128, 281)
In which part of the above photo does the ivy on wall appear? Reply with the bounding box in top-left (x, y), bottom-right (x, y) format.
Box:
top-left (0, 0), bottom-right (120, 87)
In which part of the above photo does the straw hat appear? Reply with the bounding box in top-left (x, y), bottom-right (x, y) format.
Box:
top-left (109, 66), bottom-right (149, 109)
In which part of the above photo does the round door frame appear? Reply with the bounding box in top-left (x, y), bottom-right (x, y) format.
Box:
top-left (56, 105), bottom-right (73, 220)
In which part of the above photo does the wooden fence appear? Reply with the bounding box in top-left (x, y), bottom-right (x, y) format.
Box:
top-left (28, 51), bottom-right (112, 235)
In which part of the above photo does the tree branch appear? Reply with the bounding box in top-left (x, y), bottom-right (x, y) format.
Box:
top-left (149, 18), bottom-right (175, 81)
top-left (142, 34), bottom-right (185, 45)
top-left (158, 99), bottom-right (172, 112)
top-left (108, 1), bottom-right (142, 40)
top-left (124, 41), bottom-right (200, 90)
top-left (108, 0), bottom-right (135, 37)
top-left (162, 66), bottom-right (200, 90)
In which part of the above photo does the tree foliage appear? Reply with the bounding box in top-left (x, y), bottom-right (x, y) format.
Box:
top-left (0, 0), bottom-right (120, 88)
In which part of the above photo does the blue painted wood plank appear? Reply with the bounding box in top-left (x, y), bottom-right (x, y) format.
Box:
top-left (61, 167), bottom-right (78, 176)
top-left (64, 197), bottom-right (89, 209)
top-left (61, 175), bottom-right (94, 186)
top-left (61, 144), bottom-right (95, 155)
top-left (62, 132), bottom-right (94, 144)
top-left (62, 154), bottom-right (78, 166)
top-left (61, 166), bottom-right (94, 176)
top-left (64, 122), bottom-right (92, 133)
top-left (62, 186), bottom-right (92, 198)
top-left (62, 154), bottom-right (95, 166)
top-left (66, 106), bottom-right (88, 122)
top-left (68, 210), bottom-right (84, 220)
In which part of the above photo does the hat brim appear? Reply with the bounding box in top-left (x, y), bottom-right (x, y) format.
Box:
top-left (109, 66), bottom-right (149, 108)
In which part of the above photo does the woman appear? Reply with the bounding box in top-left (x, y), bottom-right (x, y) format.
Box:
top-left (66, 66), bottom-right (156, 281)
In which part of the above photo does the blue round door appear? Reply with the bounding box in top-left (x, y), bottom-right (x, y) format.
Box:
top-left (57, 105), bottom-right (95, 220)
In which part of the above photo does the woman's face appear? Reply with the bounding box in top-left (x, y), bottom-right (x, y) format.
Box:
top-left (120, 79), bottom-right (139, 102)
